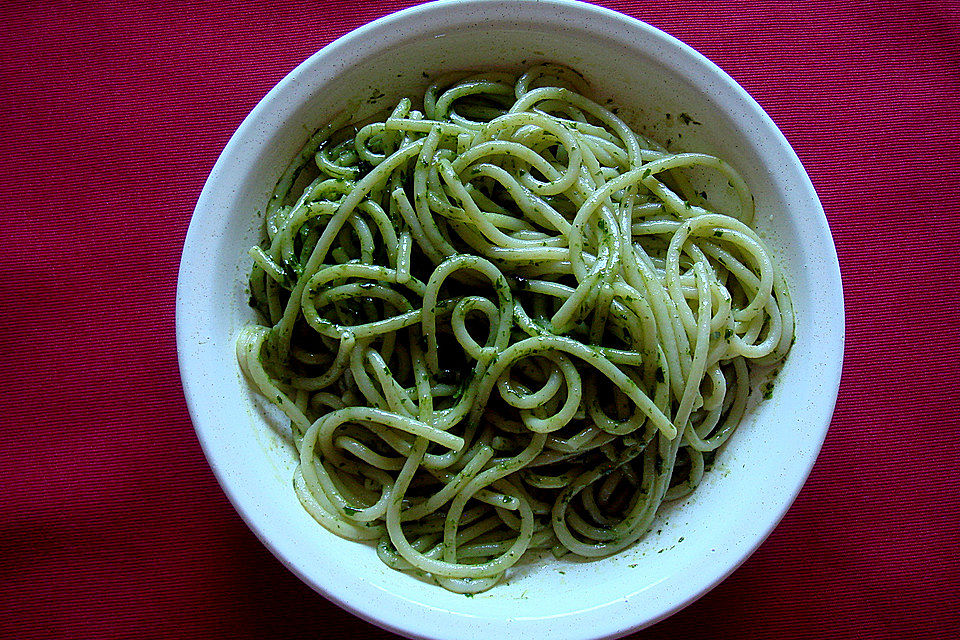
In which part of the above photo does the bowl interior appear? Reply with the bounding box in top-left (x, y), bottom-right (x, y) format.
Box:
top-left (177, 2), bottom-right (842, 638)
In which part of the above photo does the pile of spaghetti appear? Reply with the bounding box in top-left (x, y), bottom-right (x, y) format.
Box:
top-left (237, 64), bottom-right (793, 592)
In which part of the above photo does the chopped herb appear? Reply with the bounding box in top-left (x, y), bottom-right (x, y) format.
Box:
top-left (436, 369), bottom-right (463, 385)
top-left (678, 112), bottom-right (701, 125)
top-left (713, 229), bottom-right (724, 237)
top-left (642, 168), bottom-right (651, 179)
top-left (703, 450), bottom-right (717, 472)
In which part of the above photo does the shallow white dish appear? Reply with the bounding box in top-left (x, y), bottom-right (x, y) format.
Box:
top-left (176, 1), bottom-right (844, 638)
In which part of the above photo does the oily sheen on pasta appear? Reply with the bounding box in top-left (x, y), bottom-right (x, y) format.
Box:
top-left (237, 64), bottom-right (793, 593)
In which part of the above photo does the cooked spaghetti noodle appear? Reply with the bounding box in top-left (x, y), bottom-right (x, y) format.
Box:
top-left (237, 64), bottom-right (793, 593)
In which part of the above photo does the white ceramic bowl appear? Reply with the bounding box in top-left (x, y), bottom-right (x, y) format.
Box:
top-left (176, 1), bottom-right (844, 638)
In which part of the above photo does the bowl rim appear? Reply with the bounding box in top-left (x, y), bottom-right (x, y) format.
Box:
top-left (176, 1), bottom-right (845, 638)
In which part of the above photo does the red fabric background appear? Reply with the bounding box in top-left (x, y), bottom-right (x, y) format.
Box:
top-left (2, 1), bottom-right (958, 638)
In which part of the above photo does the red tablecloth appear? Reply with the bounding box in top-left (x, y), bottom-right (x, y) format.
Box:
top-left (2, 1), bottom-right (958, 638)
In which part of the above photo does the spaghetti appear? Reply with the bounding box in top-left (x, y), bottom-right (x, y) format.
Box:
top-left (237, 64), bottom-right (793, 593)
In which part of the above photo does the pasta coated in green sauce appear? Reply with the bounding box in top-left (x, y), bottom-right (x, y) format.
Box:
top-left (237, 64), bottom-right (793, 593)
